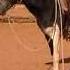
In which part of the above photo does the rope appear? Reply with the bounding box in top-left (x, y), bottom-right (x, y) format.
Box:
top-left (48, 0), bottom-right (64, 69)
top-left (57, 0), bottom-right (64, 70)
top-left (53, 0), bottom-right (64, 69)
top-left (52, 0), bottom-right (59, 70)
top-left (47, 0), bottom-right (58, 43)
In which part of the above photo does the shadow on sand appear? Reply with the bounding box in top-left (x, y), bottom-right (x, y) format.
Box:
top-left (45, 57), bottom-right (70, 65)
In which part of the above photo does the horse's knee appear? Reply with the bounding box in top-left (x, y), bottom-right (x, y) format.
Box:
top-left (43, 26), bottom-right (55, 39)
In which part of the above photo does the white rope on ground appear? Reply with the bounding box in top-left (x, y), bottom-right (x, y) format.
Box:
top-left (57, 0), bottom-right (64, 70)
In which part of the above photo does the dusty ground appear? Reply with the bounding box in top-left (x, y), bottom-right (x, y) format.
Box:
top-left (0, 4), bottom-right (70, 70)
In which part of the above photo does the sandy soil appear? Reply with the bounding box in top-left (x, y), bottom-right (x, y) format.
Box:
top-left (0, 4), bottom-right (70, 70)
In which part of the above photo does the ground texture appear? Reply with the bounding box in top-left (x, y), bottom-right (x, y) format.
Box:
top-left (0, 4), bottom-right (70, 70)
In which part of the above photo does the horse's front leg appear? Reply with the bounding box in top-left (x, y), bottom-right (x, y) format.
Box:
top-left (44, 24), bottom-right (60, 70)
top-left (52, 24), bottom-right (60, 70)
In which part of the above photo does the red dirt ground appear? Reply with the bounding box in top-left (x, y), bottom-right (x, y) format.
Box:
top-left (0, 4), bottom-right (70, 70)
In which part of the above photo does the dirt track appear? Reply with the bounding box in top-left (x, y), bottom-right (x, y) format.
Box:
top-left (0, 4), bottom-right (70, 70)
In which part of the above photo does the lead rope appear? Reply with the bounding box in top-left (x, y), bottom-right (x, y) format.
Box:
top-left (52, 0), bottom-right (64, 69)
top-left (53, 0), bottom-right (59, 70)
top-left (54, 0), bottom-right (64, 70)
top-left (58, 0), bottom-right (64, 70)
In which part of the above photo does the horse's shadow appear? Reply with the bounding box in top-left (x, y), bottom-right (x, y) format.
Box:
top-left (45, 57), bottom-right (70, 65)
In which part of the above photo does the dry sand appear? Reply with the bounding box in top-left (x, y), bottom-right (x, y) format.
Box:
top-left (0, 4), bottom-right (70, 70)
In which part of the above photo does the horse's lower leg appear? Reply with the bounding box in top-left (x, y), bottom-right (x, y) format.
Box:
top-left (53, 24), bottom-right (60, 70)
top-left (44, 24), bottom-right (60, 70)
